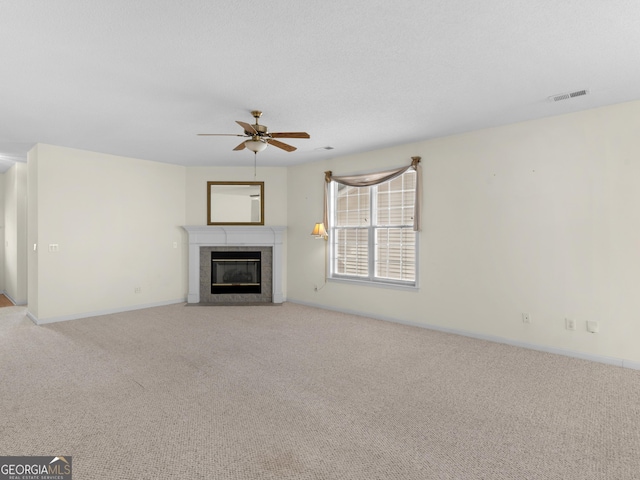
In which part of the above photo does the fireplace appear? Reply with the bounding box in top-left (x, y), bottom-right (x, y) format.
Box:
top-left (199, 246), bottom-right (271, 303)
top-left (211, 251), bottom-right (261, 294)
top-left (183, 226), bottom-right (286, 304)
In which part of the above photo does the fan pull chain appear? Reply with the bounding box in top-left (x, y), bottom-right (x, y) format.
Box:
top-left (254, 152), bottom-right (257, 177)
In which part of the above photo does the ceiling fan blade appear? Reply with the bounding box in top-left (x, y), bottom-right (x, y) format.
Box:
top-left (233, 141), bottom-right (246, 151)
top-left (197, 133), bottom-right (246, 136)
top-left (267, 138), bottom-right (297, 152)
top-left (270, 132), bottom-right (310, 139)
top-left (236, 121), bottom-right (257, 135)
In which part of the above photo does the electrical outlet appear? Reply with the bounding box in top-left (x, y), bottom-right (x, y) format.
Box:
top-left (586, 321), bottom-right (599, 333)
top-left (522, 313), bottom-right (532, 324)
top-left (565, 318), bottom-right (576, 331)
top-left (134, 287), bottom-right (142, 294)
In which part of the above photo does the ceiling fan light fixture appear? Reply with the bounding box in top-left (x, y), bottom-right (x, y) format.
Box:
top-left (244, 138), bottom-right (267, 153)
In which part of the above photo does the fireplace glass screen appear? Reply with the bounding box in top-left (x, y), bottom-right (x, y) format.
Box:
top-left (211, 251), bottom-right (261, 294)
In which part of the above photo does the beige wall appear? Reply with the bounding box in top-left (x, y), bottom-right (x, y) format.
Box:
top-left (27, 146), bottom-right (39, 317)
top-left (29, 144), bottom-right (187, 322)
top-left (287, 100), bottom-right (640, 366)
top-left (26, 151), bottom-right (290, 322)
top-left (0, 172), bottom-right (4, 294)
top-left (185, 166), bottom-right (288, 226)
top-left (4, 162), bottom-right (28, 304)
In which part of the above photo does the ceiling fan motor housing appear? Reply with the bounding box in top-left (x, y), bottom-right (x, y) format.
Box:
top-left (250, 124), bottom-right (269, 136)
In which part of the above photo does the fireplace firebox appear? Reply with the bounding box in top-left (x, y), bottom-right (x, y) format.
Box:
top-left (211, 251), bottom-right (261, 294)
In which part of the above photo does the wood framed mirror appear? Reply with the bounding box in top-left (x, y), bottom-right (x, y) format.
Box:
top-left (207, 181), bottom-right (264, 225)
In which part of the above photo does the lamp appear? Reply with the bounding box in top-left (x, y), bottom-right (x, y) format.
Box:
top-left (311, 222), bottom-right (327, 239)
top-left (245, 137), bottom-right (268, 153)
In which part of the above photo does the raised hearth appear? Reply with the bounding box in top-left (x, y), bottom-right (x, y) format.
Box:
top-left (183, 226), bottom-right (285, 304)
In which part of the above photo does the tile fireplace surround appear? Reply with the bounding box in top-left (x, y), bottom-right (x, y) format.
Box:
top-left (182, 226), bottom-right (286, 304)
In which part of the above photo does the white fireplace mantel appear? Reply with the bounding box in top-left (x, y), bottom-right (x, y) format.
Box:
top-left (182, 226), bottom-right (286, 304)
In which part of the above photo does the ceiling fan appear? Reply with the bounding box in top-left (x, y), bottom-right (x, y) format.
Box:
top-left (198, 110), bottom-right (310, 153)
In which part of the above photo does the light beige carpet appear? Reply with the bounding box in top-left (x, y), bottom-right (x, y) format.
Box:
top-left (1, 303), bottom-right (639, 479)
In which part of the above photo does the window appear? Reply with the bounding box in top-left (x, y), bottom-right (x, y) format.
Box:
top-left (329, 169), bottom-right (417, 286)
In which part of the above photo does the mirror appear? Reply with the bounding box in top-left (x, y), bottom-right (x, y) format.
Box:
top-left (207, 181), bottom-right (264, 225)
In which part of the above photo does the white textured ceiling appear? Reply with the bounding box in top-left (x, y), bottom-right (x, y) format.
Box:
top-left (2, 1), bottom-right (640, 171)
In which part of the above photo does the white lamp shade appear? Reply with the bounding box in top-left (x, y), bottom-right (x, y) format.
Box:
top-left (245, 139), bottom-right (267, 153)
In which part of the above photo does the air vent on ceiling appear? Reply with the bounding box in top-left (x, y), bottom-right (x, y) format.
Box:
top-left (548, 89), bottom-right (589, 102)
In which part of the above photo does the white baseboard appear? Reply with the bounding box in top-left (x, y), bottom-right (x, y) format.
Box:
top-left (622, 359), bottom-right (640, 370)
top-left (28, 298), bottom-right (187, 325)
top-left (288, 298), bottom-right (640, 371)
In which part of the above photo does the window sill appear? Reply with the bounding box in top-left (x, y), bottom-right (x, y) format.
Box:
top-left (328, 276), bottom-right (419, 292)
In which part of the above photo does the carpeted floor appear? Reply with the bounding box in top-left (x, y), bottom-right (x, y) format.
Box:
top-left (1, 303), bottom-right (639, 479)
